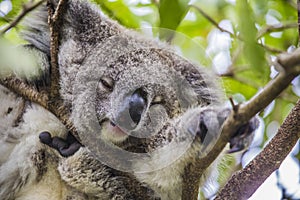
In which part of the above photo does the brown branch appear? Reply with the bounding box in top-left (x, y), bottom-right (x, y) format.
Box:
top-left (0, 76), bottom-right (48, 108)
top-left (0, 76), bottom-right (78, 141)
top-left (47, 0), bottom-right (68, 101)
top-left (215, 99), bottom-right (300, 200)
top-left (182, 48), bottom-right (300, 200)
top-left (0, 0), bottom-right (45, 35)
top-left (258, 43), bottom-right (284, 54)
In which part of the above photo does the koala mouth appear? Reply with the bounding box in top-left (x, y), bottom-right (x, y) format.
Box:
top-left (100, 119), bottom-right (129, 143)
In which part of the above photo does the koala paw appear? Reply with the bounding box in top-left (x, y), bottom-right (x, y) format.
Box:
top-left (187, 107), bottom-right (259, 153)
top-left (39, 131), bottom-right (82, 157)
top-left (228, 117), bottom-right (259, 153)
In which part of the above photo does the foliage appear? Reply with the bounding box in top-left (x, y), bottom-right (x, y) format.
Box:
top-left (0, 0), bottom-right (299, 199)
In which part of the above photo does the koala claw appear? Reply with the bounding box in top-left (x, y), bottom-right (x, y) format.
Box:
top-left (228, 117), bottom-right (259, 153)
top-left (39, 131), bottom-right (82, 157)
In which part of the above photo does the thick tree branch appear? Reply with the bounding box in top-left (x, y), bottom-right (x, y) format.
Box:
top-left (215, 99), bottom-right (300, 200)
top-left (0, 76), bottom-right (78, 141)
top-left (182, 48), bottom-right (300, 200)
top-left (0, 0), bottom-right (45, 35)
top-left (0, 76), bottom-right (48, 108)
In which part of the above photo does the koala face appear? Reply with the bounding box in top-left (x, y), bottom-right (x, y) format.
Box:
top-left (96, 49), bottom-right (201, 142)
top-left (61, 29), bottom-right (224, 174)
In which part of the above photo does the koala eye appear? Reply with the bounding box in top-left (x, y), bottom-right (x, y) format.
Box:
top-left (129, 89), bottom-right (147, 124)
top-left (99, 76), bottom-right (114, 91)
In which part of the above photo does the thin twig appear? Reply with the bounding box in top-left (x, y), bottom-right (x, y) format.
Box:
top-left (0, 0), bottom-right (45, 35)
top-left (229, 97), bottom-right (239, 112)
top-left (257, 23), bottom-right (298, 39)
top-left (189, 4), bottom-right (235, 37)
top-left (258, 43), bottom-right (285, 54)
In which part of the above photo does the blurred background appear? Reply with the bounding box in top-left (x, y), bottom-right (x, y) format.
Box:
top-left (0, 0), bottom-right (299, 199)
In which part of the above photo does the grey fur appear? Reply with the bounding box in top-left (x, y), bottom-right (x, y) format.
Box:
top-left (0, 0), bottom-right (257, 199)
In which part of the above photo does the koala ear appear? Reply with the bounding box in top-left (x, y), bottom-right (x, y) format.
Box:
top-left (22, 0), bottom-right (121, 56)
top-left (22, 4), bottom-right (50, 56)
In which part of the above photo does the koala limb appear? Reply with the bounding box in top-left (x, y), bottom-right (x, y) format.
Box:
top-left (39, 131), bottom-right (82, 157)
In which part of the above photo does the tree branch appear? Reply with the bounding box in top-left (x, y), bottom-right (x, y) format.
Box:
top-left (47, 0), bottom-right (68, 101)
top-left (0, 76), bottom-right (48, 108)
top-left (182, 48), bottom-right (300, 200)
top-left (215, 99), bottom-right (300, 200)
top-left (0, 0), bottom-right (45, 35)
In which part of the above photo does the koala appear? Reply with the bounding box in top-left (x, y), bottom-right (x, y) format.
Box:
top-left (0, 0), bottom-right (258, 199)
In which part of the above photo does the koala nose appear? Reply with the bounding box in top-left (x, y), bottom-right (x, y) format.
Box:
top-left (129, 92), bottom-right (147, 124)
top-left (115, 88), bottom-right (147, 131)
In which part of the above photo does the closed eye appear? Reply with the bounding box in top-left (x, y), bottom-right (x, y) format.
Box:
top-left (151, 95), bottom-right (164, 105)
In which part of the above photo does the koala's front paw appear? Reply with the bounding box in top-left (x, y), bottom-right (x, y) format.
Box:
top-left (39, 131), bottom-right (82, 157)
top-left (187, 107), bottom-right (259, 153)
top-left (228, 117), bottom-right (259, 153)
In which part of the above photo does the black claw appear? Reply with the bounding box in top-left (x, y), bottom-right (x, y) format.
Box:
top-left (59, 142), bottom-right (82, 157)
top-left (39, 131), bottom-right (53, 145)
top-left (228, 143), bottom-right (245, 153)
top-left (52, 137), bottom-right (69, 151)
top-left (198, 119), bottom-right (208, 143)
top-left (228, 117), bottom-right (259, 153)
top-left (39, 131), bottom-right (82, 157)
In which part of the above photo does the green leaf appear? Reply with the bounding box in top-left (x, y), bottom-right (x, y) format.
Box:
top-left (222, 77), bottom-right (258, 100)
top-left (92, 0), bottom-right (141, 28)
top-left (158, 0), bottom-right (189, 41)
top-left (236, 0), bottom-right (267, 76)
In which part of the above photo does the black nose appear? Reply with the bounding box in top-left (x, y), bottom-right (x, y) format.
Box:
top-left (129, 91), bottom-right (147, 124)
top-left (116, 89), bottom-right (147, 131)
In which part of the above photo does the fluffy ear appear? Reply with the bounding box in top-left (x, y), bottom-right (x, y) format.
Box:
top-left (21, 4), bottom-right (50, 56)
top-left (22, 0), bottom-right (122, 56)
